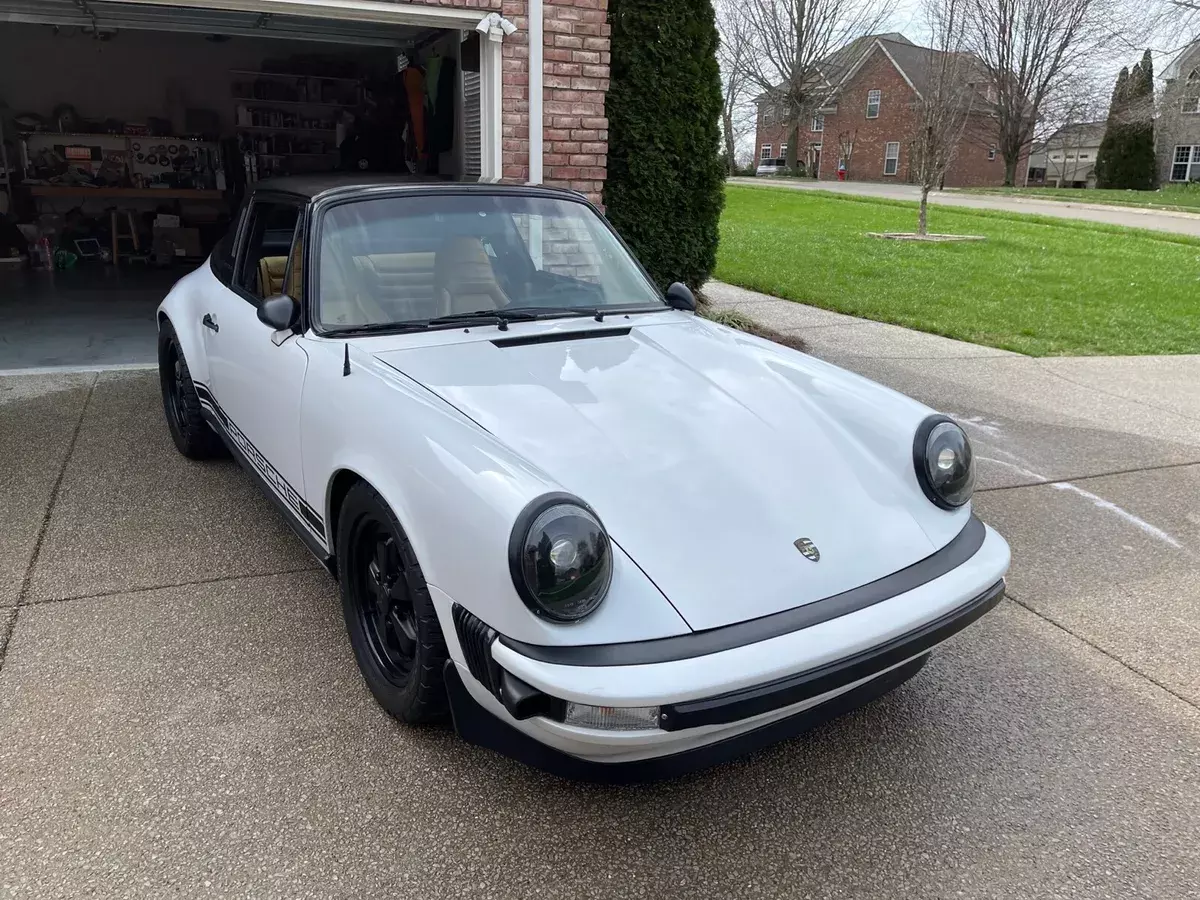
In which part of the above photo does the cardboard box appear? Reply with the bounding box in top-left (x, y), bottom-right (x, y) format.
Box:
top-left (153, 226), bottom-right (202, 261)
top-left (154, 214), bottom-right (181, 229)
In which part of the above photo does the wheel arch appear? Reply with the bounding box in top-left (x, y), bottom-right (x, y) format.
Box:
top-left (326, 466), bottom-right (368, 560)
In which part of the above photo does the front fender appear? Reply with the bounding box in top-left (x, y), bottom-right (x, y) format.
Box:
top-left (157, 262), bottom-right (217, 388)
top-left (299, 338), bottom-right (690, 647)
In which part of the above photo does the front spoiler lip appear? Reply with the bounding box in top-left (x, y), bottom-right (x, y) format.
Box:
top-left (445, 653), bottom-right (931, 784)
top-left (446, 580), bottom-right (1005, 782)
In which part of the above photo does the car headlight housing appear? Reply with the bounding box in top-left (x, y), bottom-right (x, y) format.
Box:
top-left (508, 493), bottom-right (613, 622)
top-left (913, 415), bottom-right (975, 509)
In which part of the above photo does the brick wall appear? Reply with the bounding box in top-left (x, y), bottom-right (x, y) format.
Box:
top-left (818, 49), bottom-right (916, 182)
top-left (401, 0), bottom-right (611, 201)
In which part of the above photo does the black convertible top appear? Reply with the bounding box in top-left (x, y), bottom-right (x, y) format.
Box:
top-left (254, 173), bottom-right (582, 203)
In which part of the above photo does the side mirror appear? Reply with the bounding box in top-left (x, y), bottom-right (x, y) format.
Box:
top-left (258, 294), bottom-right (299, 331)
top-left (665, 282), bottom-right (696, 312)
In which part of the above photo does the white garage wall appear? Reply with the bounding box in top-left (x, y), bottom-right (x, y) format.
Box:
top-left (0, 22), bottom-right (392, 134)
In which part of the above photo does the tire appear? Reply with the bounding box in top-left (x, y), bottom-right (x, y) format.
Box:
top-left (337, 481), bottom-right (449, 724)
top-left (158, 321), bottom-right (224, 460)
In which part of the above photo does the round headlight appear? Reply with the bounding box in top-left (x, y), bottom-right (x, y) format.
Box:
top-left (508, 494), bottom-right (613, 622)
top-left (913, 416), bottom-right (975, 509)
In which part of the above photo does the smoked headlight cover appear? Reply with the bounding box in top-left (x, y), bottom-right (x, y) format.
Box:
top-left (913, 415), bottom-right (976, 509)
top-left (508, 493), bottom-right (613, 622)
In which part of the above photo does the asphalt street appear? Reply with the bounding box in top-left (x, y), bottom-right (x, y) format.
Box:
top-left (727, 176), bottom-right (1200, 238)
top-left (2, 337), bottom-right (1199, 897)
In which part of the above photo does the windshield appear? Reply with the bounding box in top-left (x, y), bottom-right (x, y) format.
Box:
top-left (315, 192), bottom-right (665, 331)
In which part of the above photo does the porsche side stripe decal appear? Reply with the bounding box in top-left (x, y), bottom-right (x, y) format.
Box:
top-left (192, 380), bottom-right (326, 538)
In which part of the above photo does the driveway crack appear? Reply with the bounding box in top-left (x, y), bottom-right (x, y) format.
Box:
top-left (1006, 590), bottom-right (1200, 712)
top-left (1, 374), bottom-right (98, 674)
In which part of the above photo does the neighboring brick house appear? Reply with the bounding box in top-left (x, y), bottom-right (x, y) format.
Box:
top-left (754, 33), bottom-right (1017, 187)
top-left (1158, 40), bottom-right (1200, 185)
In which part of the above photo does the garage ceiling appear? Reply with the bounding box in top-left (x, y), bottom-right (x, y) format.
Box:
top-left (0, 0), bottom-right (434, 46)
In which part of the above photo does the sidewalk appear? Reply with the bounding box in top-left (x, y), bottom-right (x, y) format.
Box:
top-left (727, 176), bottom-right (1200, 238)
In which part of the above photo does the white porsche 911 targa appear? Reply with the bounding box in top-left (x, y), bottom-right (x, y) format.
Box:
top-left (157, 175), bottom-right (1010, 782)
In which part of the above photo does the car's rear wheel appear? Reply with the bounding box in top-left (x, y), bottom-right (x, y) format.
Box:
top-left (158, 322), bottom-right (224, 460)
top-left (337, 481), bottom-right (448, 723)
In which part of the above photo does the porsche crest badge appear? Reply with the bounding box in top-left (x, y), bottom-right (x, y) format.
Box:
top-left (794, 538), bottom-right (820, 561)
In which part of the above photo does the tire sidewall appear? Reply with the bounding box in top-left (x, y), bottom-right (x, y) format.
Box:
top-left (337, 482), bottom-right (447, 723)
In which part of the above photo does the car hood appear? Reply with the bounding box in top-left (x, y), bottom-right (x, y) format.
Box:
top-left (373, 315), bottom-right (942, 632)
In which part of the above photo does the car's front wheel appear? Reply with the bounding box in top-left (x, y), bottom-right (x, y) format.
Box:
top-left (337, 481), bottom-right (449, 723)
top-left (158, 322), bottom-right (224, 460)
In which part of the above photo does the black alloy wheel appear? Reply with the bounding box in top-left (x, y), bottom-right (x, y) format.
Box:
top-left (351, 522), bottom-right (419, 681)
top-left (337, 481), bottom-right (448, 723)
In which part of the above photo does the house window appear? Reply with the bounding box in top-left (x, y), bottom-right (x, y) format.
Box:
top-left (1172, 145), bottom-right (1200, 181)
top-left (1066, 154), bottom-right (1076, 160)
top-left (1050, 153), bottom-right (1062, 160)
top-left (883, 141), bottom-right (900, 176)
top-left (1182, 96), bottom-right (1200, 115)
top-left (1079, 153), bottom-right (1089, 160)
top-left (866, 90), bottom-right (881, 119)
top-left (988, 146), bottom-right (997, 161)
top-left (779, 143), bottom-right (788, 160)
top-left (811, 114), bottom-right (824, 132)
top-left (760, 144), bottom-right (772, 160)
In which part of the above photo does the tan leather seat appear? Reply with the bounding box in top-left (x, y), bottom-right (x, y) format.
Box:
top-left (258, 256), bottom-right (288, 298)
top-left (432, 237), bottom-right (508, 316)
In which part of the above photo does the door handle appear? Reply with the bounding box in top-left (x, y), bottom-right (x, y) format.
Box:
top-left (202, 314), bottom-right (219, 333)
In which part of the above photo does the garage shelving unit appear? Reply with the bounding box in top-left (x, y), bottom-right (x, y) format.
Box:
top-left (232, 69), bottom-right (361, 180)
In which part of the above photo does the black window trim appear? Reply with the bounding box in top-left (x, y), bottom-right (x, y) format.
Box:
top-left (231, 190), bottom-right (309, 309)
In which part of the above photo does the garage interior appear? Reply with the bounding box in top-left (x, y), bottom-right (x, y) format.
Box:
top-left (0, 0), bottom-right (486, 370)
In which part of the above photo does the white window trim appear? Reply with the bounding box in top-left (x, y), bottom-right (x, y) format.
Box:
top-left (811, 115), bottom-right (824, 132)
top-left (1181, 96), bottom-right (1200, 115)
top-left (1171, 144), bottom-right (1200, 182)
top-left (779, 143), bottom-right (788, 159)
top-left (760, 144), bottom-right (773, 160)
top-left (987, 146), bottom-right (997, 161)
top-left (883, 141), bottom-right (899, 176)
top-left (866, 90), bottom-right (881, 119)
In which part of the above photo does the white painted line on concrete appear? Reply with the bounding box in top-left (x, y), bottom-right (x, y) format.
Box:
top-left (0, 363), bottom-right (157, 377)
top-left (1049, 482), bottom-right (1183, 549)
top-left (979, 455), bottom-right (1183, 549)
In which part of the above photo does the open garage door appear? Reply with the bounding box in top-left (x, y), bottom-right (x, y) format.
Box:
top-left (0, 0), bottom-right (500, 370)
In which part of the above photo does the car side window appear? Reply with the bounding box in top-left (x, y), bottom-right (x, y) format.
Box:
top-left (235, 199), bottom-right (303, 303)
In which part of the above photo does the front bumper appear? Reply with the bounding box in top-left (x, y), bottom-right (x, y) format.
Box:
top-left (443, 519), bottom-right (1009, 781)
top-left (446, 651), bottom-right (934, 785)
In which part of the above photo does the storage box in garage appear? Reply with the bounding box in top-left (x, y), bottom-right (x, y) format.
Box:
top-left (152, 226), bottom-right (202, 261)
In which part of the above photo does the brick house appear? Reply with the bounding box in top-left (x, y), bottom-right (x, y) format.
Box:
top-left (754, 33), bottom-right (1016, 187)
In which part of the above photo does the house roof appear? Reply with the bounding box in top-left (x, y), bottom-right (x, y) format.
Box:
top-left (874, 37), bottom-right (989, 100)
top-left (1044, 121), bottom-right (1106, 148)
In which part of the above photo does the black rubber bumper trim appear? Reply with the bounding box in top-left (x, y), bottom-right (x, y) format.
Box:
top-left (444, 653), bottom-right (930, 784)
top-left (658, 579), bottom-right (1005, 731)
top-left (499, 516), bottom-right (988, 667)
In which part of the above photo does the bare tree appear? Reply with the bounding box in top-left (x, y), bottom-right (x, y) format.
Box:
top-left (910, 0), bottom-right (977, 234)
top-left (733, 0), bottom-right (897, 171)
top-left (716, 2), bottom-right (756, 176)
top-left (963, 0), bottom-right (1117, 185)
top-left (836, 128), bottom-right (858, 177)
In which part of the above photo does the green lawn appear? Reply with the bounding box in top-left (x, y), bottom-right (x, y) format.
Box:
top-left (715, 185), bottom-right (1200, 356)
top-left (955, 184), bottom-right (1200, 213)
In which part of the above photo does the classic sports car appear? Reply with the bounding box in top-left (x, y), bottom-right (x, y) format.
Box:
top-left (157, 175), bottom-right (1010, 782)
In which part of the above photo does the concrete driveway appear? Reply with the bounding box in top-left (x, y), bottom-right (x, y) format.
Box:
top-left (728, 175), bottom-right (1200, 238)
top-left (3, 332), bottom-right (1200, 897)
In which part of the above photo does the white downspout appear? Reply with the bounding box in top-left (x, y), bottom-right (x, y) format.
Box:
top-left (476, 12), bottom-right (517, 182)
top-left (528, 0), bottom-right (543, 184)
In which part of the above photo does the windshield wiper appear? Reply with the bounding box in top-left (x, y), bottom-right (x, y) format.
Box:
top-left (501, 304), bottom-right (668, 323)
top-left (425, 308), bottom-right (541, 331)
